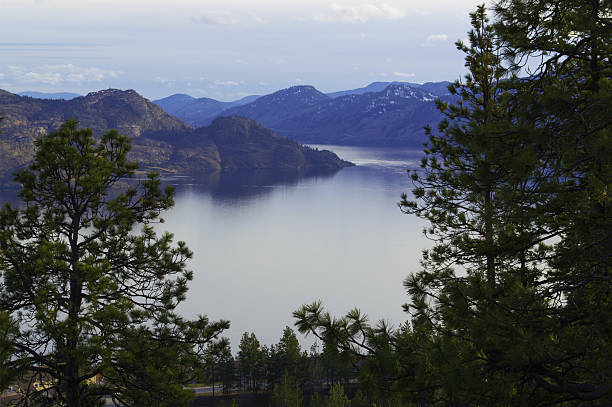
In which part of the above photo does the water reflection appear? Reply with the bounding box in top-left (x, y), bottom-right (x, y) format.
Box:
top-left (168, 169), bottom-right (339, 203)
top-left (0, 168), bottom-right (343, 208)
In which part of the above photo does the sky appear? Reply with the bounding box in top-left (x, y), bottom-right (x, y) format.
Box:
top-left (0, 0), bottom-right (487, 101)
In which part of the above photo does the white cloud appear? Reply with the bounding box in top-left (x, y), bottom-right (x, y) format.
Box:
top-left (393, 71), bottom-right (415, 78)
top-left (378, 4), bottom-right (406, 19)
top-left (192, 11), bottom-right (239, 26)
top-left (192, 11), bottom-right (266, 26)
top-left (314, 3), bottom-right (406, 23)
top-left (214, 80), bottom-right (240, 86)
top-left (251, 14), bottom-right (267, 24)
top-left (427, 34), bottom-right (448, 42)
top-left (0, 73), bottom-right (5, 80)
top-left (7, 64), bottom-right (120, 86)
top-left (153, 77), bottom-right (175, 86)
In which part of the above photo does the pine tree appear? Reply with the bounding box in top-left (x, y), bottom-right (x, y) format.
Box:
top-left (271, 372), bottom-right (302, 407)
top-left (238, 332), bottom-right (264, 391)
top-left (396, 5), bottom-right (550, 404)
top-left (325, 382), bottom-right (350, 407)
top-left (0, 120), bottom-right (229, 407)
top-left (204, 337), bottom-right (232, 396)
top-left (490, 0), bottom-right (612, 402)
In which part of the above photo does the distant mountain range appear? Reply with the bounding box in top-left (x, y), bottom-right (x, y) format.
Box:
top-left (7, 80), bottom-right (455, 160)
top-left (0, 89), bottom-right (351, 183)
top-left (325, 81), bottom-right (452, 98)
top-left (18, 91), bottom-right (81, 100)
top-left (153, 81), bottom-right (454, 146)
top-left (153, 94), bottom-right (260, 128)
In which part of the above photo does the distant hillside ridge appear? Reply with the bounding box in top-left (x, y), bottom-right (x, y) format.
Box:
top-left (0, 89), bottom-right (352, 182)
top-left (152, 81), bottom-right (454, 146)
top-left (219, 85), bottom-right (331, 127)
top-left (218, 82), bottom-right (456, 146)
top-left (143, 115), bottom-right (352, 174)
top-left (325, 81), bottom-right (454, 98)
top-left (200, 116), bottom-right (352, 172)
top-left (19, 91), bottom-right (82, 100)
top-left (153, 93), bottom-right (261, 127)
top-left (0, 88), bottom-right (188, 177)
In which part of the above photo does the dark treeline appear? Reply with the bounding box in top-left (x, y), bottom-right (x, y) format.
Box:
top-left (203, 327), bottom-right (358, 407)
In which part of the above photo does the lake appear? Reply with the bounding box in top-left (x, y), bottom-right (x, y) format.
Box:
top-left (162, 145), bottom-right (429, 350)
top-left (0, 145), bottom-right (429, 351)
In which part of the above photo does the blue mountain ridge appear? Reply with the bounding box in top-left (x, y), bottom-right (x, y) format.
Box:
top-left (18, 91), bottom-right (82, 100)
top-left (154, 81), bottom-right (455, 146)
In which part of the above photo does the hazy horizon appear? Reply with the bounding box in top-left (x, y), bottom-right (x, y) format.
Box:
top-left (1, 0), bottom-right (487, 101)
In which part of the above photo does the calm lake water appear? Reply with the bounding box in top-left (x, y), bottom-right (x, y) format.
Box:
top-left (0, 145), bottom-right (429, 350)
top-left (163, 145), bottom-right (429, 349)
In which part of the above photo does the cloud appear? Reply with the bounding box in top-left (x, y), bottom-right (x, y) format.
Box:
top-left (314, 3), bottom-right (406, 23)
top-left (0, 42), bottom-right (105, 48)
top-left (393, 71), bottom-right (415, 78)
top-left (192, 11), bottom-right (266, 26)
top-left (0, 73), bottom-right (4, 80)
top-left (251, 14), bottom-right (267, 24)
top-left (7, 64), bottom-right (120, 86)
top-left (192, 11), bottom-right (239, 26)
top-left (153, 77), bottom-right (175, 86)
top-left (378, 4), bottom-right (406, 19)
top-left (427, 34), bottom-right (448, 42)
top-left (214, 80), bottom-right (240, 86)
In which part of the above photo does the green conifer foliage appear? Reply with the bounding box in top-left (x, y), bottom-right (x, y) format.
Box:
top-left (0, 120), bottom-right (229, 407)
top-left (296, 2), bottom-right (612, 405)
top-left (491, 0), bottom-right (612, 402)
top-left (238, 332), bottom-right (264, 391)
top-left (271, 372), bottom-right (302, 407)
top-left (326, 382), bottom-right (350, 407)
top-left (398, 5), bottom-right (549, 403)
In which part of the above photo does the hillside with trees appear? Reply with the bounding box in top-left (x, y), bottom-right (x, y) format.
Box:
top-left (0, 89), bottom-right (352, 184)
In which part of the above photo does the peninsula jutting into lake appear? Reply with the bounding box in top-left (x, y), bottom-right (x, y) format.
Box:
top-left (0, 88), bottom-right (352, 184)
